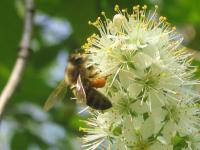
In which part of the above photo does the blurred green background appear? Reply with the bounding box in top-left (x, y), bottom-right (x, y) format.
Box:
top-left (0, 0), bottom-right (200, 150)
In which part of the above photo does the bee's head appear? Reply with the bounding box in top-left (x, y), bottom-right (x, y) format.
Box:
top-left (69, 54), bottom-right (86, 65)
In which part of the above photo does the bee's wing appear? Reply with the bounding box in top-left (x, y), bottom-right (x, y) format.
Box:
top-left (75, 75), bottom-right (86, 103)
top-left (43, 80), bottom-right (67, 111)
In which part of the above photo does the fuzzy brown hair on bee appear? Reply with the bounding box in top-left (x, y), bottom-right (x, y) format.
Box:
top-left (43, 53), bottom-right (112, 111)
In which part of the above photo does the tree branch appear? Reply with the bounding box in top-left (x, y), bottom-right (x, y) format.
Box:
top-left (0, 0), bottom-right (35, 117)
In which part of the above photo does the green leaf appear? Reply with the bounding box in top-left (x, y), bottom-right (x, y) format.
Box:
top-left (171, 133), bottom-right (189, 150)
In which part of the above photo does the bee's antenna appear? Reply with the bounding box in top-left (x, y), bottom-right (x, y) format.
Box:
top-left (78, 106), bottom-right (89, 114)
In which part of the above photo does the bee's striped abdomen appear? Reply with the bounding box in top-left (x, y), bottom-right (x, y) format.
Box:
top-left (85, 87), bottom-right (112, 110)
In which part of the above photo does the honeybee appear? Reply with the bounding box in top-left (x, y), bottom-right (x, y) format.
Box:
top-left (43, 53), bottom-right (112, 111)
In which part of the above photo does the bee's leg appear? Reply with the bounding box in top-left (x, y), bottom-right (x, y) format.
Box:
top-left (70, 85), bottom-right (76, 90)
top-left (87, 65), bottom-right (112, 79)
top-left (70, 85), bottom-right (78, 102)
top-left (71, 97), bottom-right (77, 100)
top-left (78, 106), bottom-right (89, 114)
top-left (86, 64), bottom-right (101, 78)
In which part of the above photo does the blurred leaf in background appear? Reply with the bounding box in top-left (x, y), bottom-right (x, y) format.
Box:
top-left (0, 0), bottom-right (200, 150)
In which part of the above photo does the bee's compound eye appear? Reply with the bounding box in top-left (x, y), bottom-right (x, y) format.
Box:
top-left (70, 55), bottom-right (84, 65)
top-left (74, 56), bottom-right (84, 64)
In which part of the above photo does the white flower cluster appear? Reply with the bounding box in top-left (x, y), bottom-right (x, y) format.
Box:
top-left (81, 5), bottom-right (200, 150)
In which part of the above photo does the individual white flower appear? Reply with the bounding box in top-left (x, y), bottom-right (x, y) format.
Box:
top-left (80, 4), bottom-right (200, 150)
top-left (186, 132), bottom-right (200, 150)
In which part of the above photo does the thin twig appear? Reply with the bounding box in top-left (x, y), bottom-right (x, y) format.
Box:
top-left (0, 0), bottom-right (35, 117)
